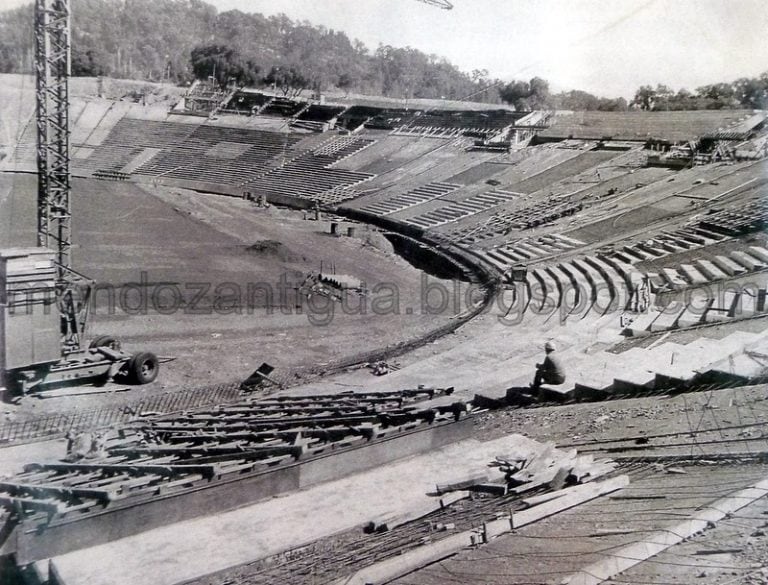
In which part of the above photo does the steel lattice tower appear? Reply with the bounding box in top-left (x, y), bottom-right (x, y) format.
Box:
top-left (34, 0), bottom-right (71, 277)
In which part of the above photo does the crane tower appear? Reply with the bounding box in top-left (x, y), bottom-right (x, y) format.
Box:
top-left (35, 0), bottom-right (71, 277)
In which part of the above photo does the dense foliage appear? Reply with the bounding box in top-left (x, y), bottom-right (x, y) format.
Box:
top-left (1, 0), bottom-right (765, 109)
top-left (0, 0), bottom-right (495, 101)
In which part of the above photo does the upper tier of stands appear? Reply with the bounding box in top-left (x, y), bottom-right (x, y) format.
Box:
top-left (540, 110), bottom-right (765, 142)
top-left (239, 136), bottom-right (377, 205)
top-left (337, 106), bottom-right (415, 131)
top-left (397, 109), bottom-right (524, 138)
top-left (63, 113), bottom-right (379, 203)
top-left (222, 91), bottom-right (273, 115)
top-left (130, 124), bottom-right (305, 185)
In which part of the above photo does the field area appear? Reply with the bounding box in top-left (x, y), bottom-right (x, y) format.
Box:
top-left (0, 172), bottom-right (467, 412)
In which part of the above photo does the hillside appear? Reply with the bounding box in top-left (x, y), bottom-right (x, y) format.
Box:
top-left (0, 0), bottom-right (496, 102)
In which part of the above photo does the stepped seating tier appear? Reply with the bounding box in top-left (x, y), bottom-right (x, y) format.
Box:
top-left (240, 136), bottom-right (377, 205)
top-left (539, 109), bottom-right (762, 142)
top-left (402, 189), bottom-right (518, 228)
top-left (626, 276), bottom-right (768, 337)
top-left (472, 234), bottom-right (586, 268)
top-left (637, 247), bottom-right (768, 294)
top-left (359, 182), bottom-right (460, 216)
top-left (131, 125), bottom-right (304, 184)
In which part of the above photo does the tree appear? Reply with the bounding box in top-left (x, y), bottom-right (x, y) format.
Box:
top-left (71, 46), bottom-right (107, 76)
top-left (498, 77), bottom-right (550, 111)
top-left (732, 74), bottom-right (768, 109)
top-left (596, 97), bottom-right (628, 111)
top-left (263, 65), bottom-right (310, 97)
top-left (631, 85), bottom-right (656, 110)
top-left (337, 72), bottom-right (355, 96)
top-left (189, 44), bottom-right (260, 88)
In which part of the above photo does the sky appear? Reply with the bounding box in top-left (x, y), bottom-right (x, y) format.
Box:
top-left (2, 0), bottom-right (767, 98)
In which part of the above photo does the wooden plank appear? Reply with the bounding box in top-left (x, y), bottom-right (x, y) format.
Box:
top-left (436, 471), bottom-right (490, 494)
top-left (0, 494), bottom-right (62, 514)
top-left (512, 475), bottom-right (629, 528)
top-left (561, 475), bottom-right (768, 585)
top-left (39, 462), bottom-right (219, 478)
top-left (0, 481), bottom-right (117, 502)
top-left (365, 496), bottom-right (445, 533)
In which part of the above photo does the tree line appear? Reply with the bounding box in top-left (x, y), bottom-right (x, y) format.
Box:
top-left (0, 0), bottom-right (766, 110)
top-left (0, 0), bottom-right (493, 102)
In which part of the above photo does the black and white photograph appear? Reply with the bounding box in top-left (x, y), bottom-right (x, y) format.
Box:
top-left (0, 1), bottom-right (768, 583)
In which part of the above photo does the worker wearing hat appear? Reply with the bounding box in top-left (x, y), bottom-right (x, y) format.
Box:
top-left (532, 341), bottom-right (566, 388)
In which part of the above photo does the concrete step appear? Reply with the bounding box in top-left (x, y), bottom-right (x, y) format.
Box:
top-left (677, 297), bottom-right (713, 328)
top-left (691, 226), bottom-right (728, 241)
top-left (624, 309), bottom-right (662, 336)
top-left (530, 268), bottom-right (559, 313)
top-left (611, 365), bottom-right (658, 395)
top-left (559, 262), bottom-right (593, 305)
top-left (703, 291), bottom-right (739, 323)
top-left (652, 335), bottom-right (758, 384)
top-left (611, 251), bottom-right (635, 265)
top-left (703, 352), bottom-right (768, 384)
top-left (699, 334), bottom-right (768, 385)
top-left (481, 250), bottom-right (510, 271)
top-left (739, 290), bottom-right (760, 317)
top-left (695, 259), bottom-right (728, 281)
top-left (748, 246), bottom-right (768, 264)
top-left (646, 272), bottom-right (666, 292)
top-left (730, 250), bottom-right (766, 272)
top-left (623, 246), bottom-right (653, 262)
top-left (635, 242), bottom-right (666, 258)
top-left (661, 268), bottom-right (688, 289)
top-left (584, 256), bottom-right (630, 305)
top-left (713, 255), bottom-right (748, 276)
top-left (516, 242), bottom-right (548, 258)
top-left (494, 247), bottom-right (526, 263)
top-left (571, 258), bottom-right (615, 314)
top-left (555, 234), bottom-right (586, 247)
top-left (599, 255), bottom-right (635, 289)
top-left (653, 238), bottom-right (686, 254)
top-left (649, 305), bottom-right (686, 331)
top-left (678, 264), bottom-right (708, 285)
top-left (546, 264), bottom-right (587, 320)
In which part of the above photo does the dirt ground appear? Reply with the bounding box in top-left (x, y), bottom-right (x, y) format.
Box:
top-left (0, 173), bottom-right (469, 417)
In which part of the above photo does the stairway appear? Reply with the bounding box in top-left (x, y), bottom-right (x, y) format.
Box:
top-left (501, 329), bottom-right (768, 405)
top-left (626, 278), bottom-right (767, 337)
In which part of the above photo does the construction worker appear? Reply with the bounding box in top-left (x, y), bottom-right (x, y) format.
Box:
top-left (532, 341), bottom-right (566, 388)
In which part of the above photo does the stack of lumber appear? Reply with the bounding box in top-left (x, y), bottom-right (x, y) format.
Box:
top-left (347, 437), bottom-right (627, 585)
top-left (429, 439), bottom-right (619, 498)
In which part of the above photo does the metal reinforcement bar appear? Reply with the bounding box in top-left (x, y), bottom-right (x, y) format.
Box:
top-left (0, 387), bottom-right (473, 563)
top-left (0, 383), bottom-right (244, 445)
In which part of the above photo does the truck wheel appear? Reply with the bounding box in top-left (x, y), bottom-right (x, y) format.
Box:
top-left (129, 352), bottom-right (159, 384)
top-left (89, 335), bottom-right (121, 352)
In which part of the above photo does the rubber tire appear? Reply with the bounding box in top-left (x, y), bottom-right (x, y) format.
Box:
top-left (89, 335), bottom-right (121, 352)
top-left (129, 352), bottom-right (159, 385)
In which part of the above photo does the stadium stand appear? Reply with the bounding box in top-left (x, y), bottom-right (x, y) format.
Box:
top-left (239, 136), bottom-right (377, 205)
top-left (336, 106), bottom-right (416, 131)
top-left (260, 97), bottom-right (305, 118)
top-left (444, 196), bottom-right (584, 243)
top-left (538, 109), bottom-right (766, 143)
top-left (222, 91), bottom-right (274, 115)
top-left (396, 109), bottom-right (523, 138)
top-left (401, 189), bottom-right (518, 228)
top-left (177, 81), bottom-right (232, 115)
top-left (131, 124), bottom-right (304, 185)
top-left (359, 182), bottom-right (460, 216)
top-left (472, 234), bottom-right (586, 268)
